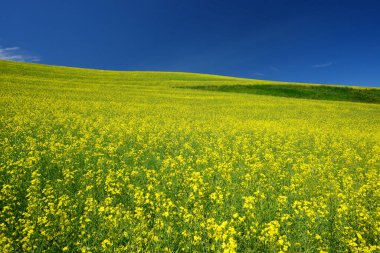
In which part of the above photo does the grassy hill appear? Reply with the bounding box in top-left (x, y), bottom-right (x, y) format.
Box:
top-left (185, 84), bottom-right (380, 104)
top-left (2, 60), bottom-right (379, 103)
top-left (1, 60), bottom-right (380, 252)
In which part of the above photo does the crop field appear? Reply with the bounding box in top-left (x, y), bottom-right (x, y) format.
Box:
top-left (1, 60), bottom-right (380, 252)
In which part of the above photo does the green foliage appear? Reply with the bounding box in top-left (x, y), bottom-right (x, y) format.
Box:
top-left (186, 84), bottom-right (380, 104)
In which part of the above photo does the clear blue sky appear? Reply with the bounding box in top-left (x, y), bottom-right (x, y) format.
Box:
top-left (1, 0), bottom-right (379, 86)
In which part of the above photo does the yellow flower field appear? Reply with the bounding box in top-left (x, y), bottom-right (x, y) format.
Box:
top-left (1, 60), bottom-right (379, 252)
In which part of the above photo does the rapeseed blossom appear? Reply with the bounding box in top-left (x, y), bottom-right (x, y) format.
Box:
top-left (1, 60), bottom-right (380, 252)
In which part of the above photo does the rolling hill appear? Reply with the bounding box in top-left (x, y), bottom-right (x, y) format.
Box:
top-left (1, 60), bottom-right (379, 252)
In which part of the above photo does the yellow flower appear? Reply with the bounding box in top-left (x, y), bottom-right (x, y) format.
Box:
top-left (101, 239), bottom-right (113, 250)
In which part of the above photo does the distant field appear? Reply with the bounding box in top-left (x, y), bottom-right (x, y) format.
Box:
top-left (185, 84), bottom-right (380, 104)
top-left (1, 60), bottom-right (380, 252)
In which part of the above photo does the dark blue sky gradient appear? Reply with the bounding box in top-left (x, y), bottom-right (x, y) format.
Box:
top-left (1, 0), bottom-right (380, 86)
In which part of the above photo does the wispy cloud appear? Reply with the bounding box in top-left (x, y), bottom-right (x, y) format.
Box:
top-left (312, 62), bottom-right (333, 68)
top-left (0, 46), bottom-right (40, 62)
top-left (270, 66), bottom-right (279, 71)
top-left (252, 72), bottom-right (264, 76)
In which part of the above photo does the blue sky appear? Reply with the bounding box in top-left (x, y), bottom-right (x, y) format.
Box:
top-left (1, 0), bottom-right (379, 86)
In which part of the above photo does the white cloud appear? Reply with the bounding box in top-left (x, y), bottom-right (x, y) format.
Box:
top-left (313, 62), bottom-right (333, 68)
top-left (270, 66), bottom-right (279, 71)
top-left (0, 46), bottom-right (40, 62)
top-left (253, 72), bottom-right (264, 76)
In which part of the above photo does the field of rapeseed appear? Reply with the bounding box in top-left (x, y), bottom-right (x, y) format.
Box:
top-left (1, 60), bottom-right (380, 252)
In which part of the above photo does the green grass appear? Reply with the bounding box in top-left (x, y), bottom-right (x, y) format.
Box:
top-left (184, 84), bottom-right (380, 104)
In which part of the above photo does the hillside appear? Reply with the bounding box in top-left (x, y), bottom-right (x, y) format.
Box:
top-left (1, 60), bottom-right (380, 252)
top-left (2, 60), bottom-right (379, 104)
